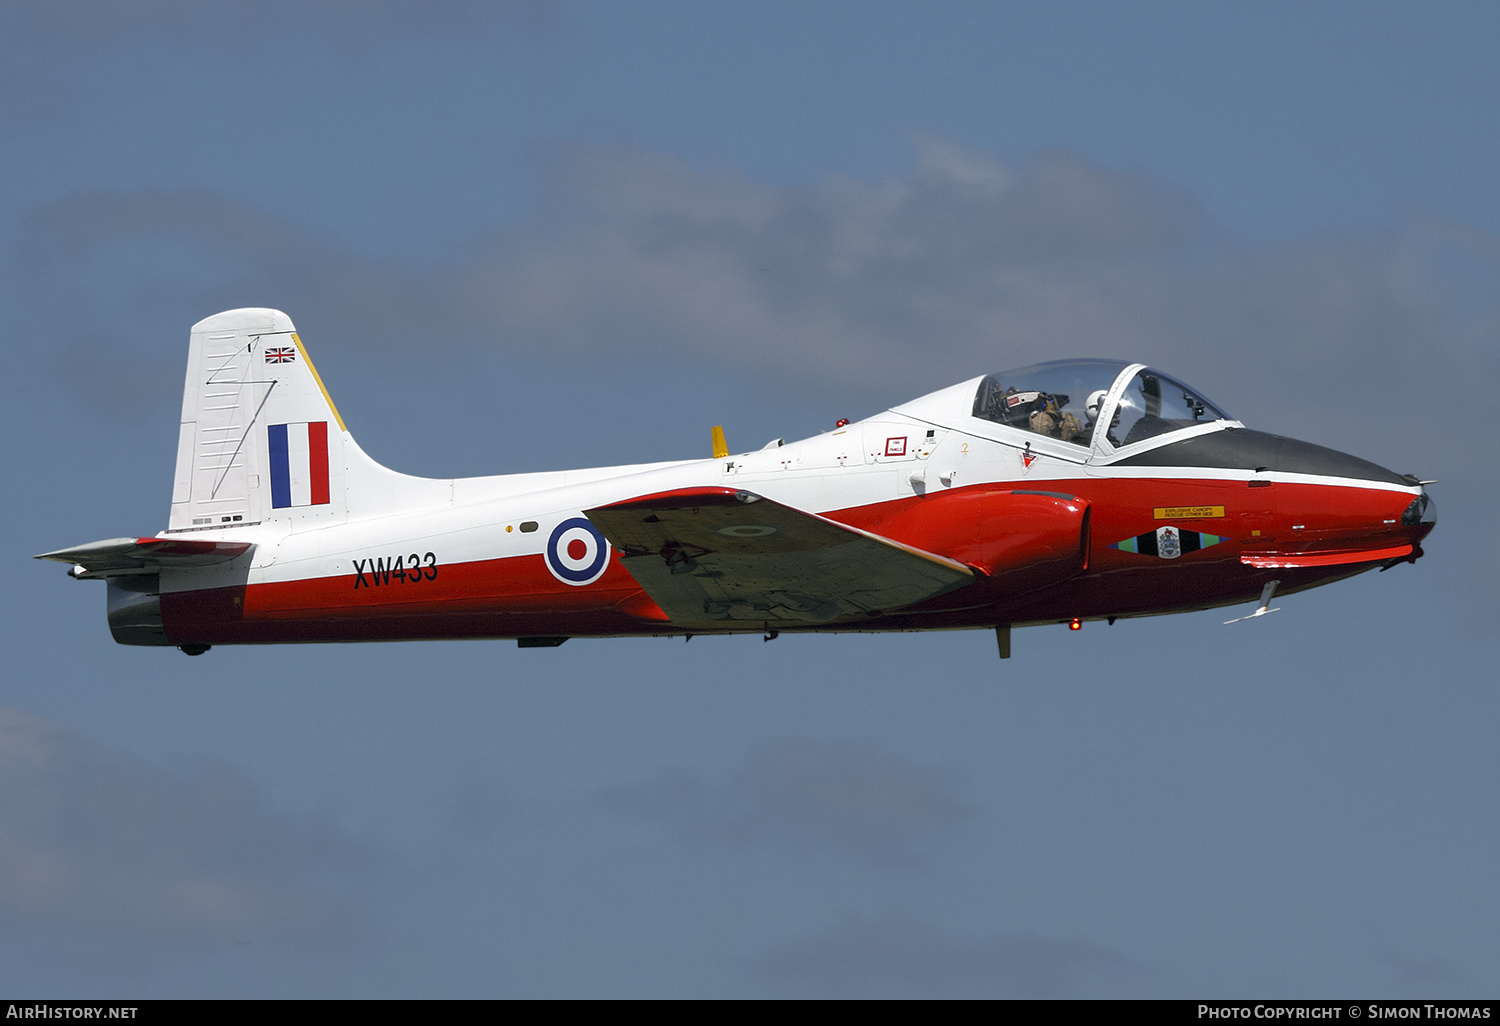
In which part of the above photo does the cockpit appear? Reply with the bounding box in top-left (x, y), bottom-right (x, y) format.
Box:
top-left (971, 359), bottom-right (1233, 454)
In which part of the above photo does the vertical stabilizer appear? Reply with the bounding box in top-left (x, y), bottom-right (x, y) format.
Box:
top-left (169, 308), bottom-right (350, 531)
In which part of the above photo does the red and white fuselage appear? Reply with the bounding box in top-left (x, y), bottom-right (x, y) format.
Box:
top-left (41, 309), bottom-right (1434, 654)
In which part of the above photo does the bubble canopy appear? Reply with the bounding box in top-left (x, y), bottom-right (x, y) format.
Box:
top-left (970, 359), bottom-right (1233, 450)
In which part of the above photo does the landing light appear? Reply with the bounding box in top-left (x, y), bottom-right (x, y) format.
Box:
top-left (1069, 618), bottom-right (1081, 631)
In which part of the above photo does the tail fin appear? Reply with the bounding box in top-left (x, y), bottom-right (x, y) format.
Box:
top-left (169, 308), bottom-right (349, 530)
top-left (168, 308), bottom-right (442, 532)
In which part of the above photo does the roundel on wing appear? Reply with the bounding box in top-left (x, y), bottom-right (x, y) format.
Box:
top-left (718, 524), bottom-right (780, 538)
top-left (546, 517), bottom-right (611, 586)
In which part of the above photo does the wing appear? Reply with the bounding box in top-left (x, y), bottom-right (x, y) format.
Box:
top-left (586, 487), bottom-right (975, 628)
top-left (36, 537), bottom-right (254, 578)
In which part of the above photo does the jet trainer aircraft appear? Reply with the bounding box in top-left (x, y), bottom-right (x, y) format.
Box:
top-left (39, 308), bottom-right (1435, 657)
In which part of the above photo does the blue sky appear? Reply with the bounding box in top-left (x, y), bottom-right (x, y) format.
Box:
top-left (2, 0), bottom-right (1497, 997)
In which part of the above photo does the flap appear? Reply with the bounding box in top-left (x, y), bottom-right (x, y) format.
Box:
top-left (586, 487), bottom-right (975, 627)
top-left (36, 537), bottom-right (253, 578)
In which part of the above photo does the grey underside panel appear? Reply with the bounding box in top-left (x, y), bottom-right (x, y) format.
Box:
top-left (618, 543), bottom-right (967, 626)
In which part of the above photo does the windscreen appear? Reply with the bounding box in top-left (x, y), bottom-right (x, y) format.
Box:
top-left (1106, 368), bottom-right (1231, 447)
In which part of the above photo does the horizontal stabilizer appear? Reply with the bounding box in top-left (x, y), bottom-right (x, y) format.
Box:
top-left (1241, 544), bottom-right (1412, 569)
top-left (586, 487), bottom-right (975, 628)
top-left (36, 537), bottom-right (253, 578)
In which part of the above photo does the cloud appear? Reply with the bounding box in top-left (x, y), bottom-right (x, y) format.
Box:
top-left (0, 706), bottom-right (366, 966)
top-left (20, 138), bottom-right (1497, 432)
top-left (442, 141), bottom-right (1214, 393)
top-left (755, 913), bottom-right (1128, 998)
top-left (599, 738), bottom-right (971, 865)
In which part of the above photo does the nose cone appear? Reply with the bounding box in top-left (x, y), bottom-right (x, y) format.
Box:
top-left (1403, 490), bottom-right (1437, 538)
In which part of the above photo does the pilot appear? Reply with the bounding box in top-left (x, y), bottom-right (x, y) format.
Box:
top-left (1028, 394), bottom-right (1083, 443)
top-left (1056, 404), bottom-right (1081, 443)
top-left (1087, 389), bottom-right (1122, 446)
top-left (1028, 395), bottom-right (1059, 437)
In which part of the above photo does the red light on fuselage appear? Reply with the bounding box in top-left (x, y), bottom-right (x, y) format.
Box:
top-left (1069, 617), bottom-right (1081, 630)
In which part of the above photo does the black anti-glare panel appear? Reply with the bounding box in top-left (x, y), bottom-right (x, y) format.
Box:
top-left (1111, 429), bottom-right (1408, 485)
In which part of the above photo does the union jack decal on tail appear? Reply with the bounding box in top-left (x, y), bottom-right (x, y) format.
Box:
top-left (264, 346), bottom-right (297, 363)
